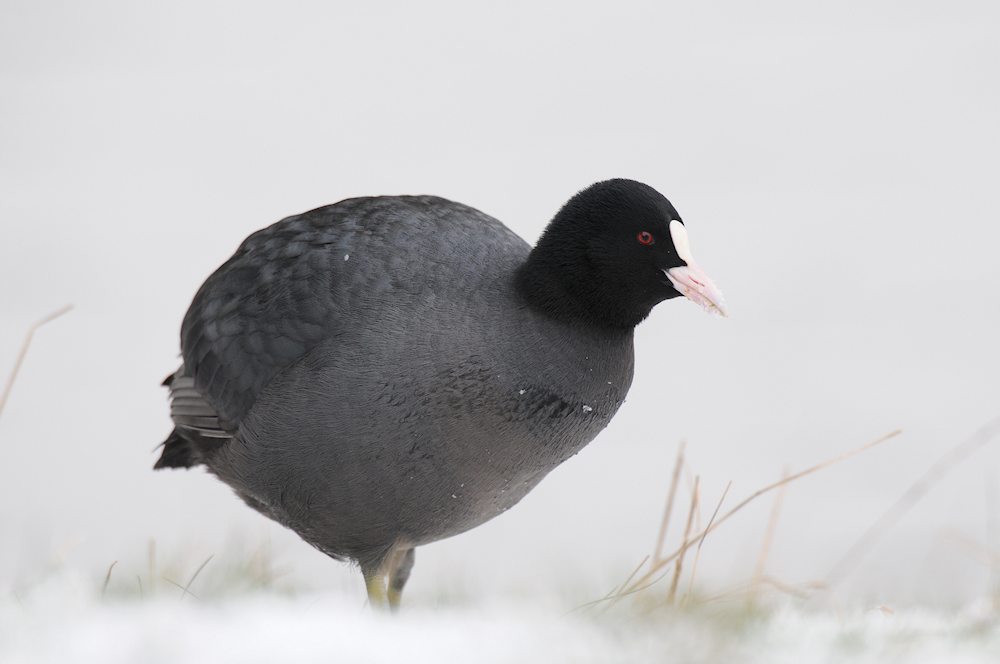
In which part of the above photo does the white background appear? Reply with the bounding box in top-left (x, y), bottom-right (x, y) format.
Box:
top-left (1, 1), bottom-right (998, 607)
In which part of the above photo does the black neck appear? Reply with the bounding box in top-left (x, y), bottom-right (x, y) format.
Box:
top-left (514, 249), bottom-right (653, 331)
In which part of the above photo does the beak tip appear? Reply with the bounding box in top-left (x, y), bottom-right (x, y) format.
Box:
top-left (709, 301), bottom-right (729, 318)
top-left (665, 265), bottom-right (728, 319)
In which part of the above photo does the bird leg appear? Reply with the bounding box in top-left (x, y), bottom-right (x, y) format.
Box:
top-left (387, 547), bottom-right (415, 612)
top-left (361, 541), bottom-right (415, 612)
top-left (362, 565), bottom-right (389, 609)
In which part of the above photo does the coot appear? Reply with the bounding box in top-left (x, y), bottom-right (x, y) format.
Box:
top-left (156, 179), bottom-right (726, 608)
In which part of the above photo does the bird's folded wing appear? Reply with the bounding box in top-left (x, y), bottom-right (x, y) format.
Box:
top-left (180, 207), bottom-right (358, 431)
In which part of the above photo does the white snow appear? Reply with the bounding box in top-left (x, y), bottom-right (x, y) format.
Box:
top-left (3, 572), bottom-right (1000, 664)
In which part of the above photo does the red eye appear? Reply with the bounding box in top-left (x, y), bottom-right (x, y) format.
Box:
top-left (637, 231), bottom-right (654, 245)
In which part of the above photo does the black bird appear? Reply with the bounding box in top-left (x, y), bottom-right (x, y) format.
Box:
top-left (156, 179), bottom-right (726, 609)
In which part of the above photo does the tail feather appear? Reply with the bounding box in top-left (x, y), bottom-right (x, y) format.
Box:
top-left (156, 365), bottom-right (233, 470)
top-left (153, 429), bottom-right (198, 469)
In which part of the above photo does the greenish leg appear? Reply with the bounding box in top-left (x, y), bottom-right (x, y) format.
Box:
top-left (363, 565), bottom-right (389, 609)
top-left (361, 544), bottom-right (415, 612)
top-left (387, 548), bottom-right (415, 613)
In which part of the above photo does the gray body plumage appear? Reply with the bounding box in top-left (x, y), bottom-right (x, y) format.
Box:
top-left (165, 196), bottom-right (635, 568)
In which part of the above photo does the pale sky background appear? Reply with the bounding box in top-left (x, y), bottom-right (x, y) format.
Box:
top-left (1, 1), bottom-right (998, 608)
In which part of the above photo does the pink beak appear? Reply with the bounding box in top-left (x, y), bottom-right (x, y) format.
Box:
top-left (666, 263), bottom-right (728, 317)
top-left (665, 219), bottom-right (728, 317)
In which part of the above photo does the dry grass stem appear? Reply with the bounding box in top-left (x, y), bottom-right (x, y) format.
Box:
top-left (946, 529), bottom-right (1000, 571)
top-left (573, 587), bottom-right (625, 615)
top-left (683, 464), bottom-right (695, 501)
top-left (161, 554), bottom-right (214, 602)
top-left (620, 555), bottom-right (649, 594)
top-left (252, 530), bottom-right (274, 586)
top-left (652, 441), bottom-right (685, 565)
top-left (183, 554), bottom-right (215, 600)
top-left (684, 480), bottom-right (732, 606)
top-left (148, 539), bottom-right (156, 596)
top-left (101, 561), bottom-right (117, 599)
top-left (0, 304), bottom-right (73, 419)
top-left (750, 468), bottom-right (789, 603)
top-left (702, 576), bottom-right (825, 604)
top-left (575, 566), bottom-right (677, 614)
top-left (591, 583), bottom-right (627, 609)
top-left (985, 464), bottom-right (999, 592)
top-left (695, 484), bottom-right (702, 534)
top-left (761, 576), bottom-right (825, 599)
top-left (162, 577), bottom-right (201, 601)
top-left (667, 476), bottom-right (700, 605)
top-left (599, 555), bottom-right (649, 614)
top-left (184, 553), bottom-right (215, 590)
top-left (826, 419), bottom-right (1000, 586)
top-left (628, 429), bottom-right (901, 593)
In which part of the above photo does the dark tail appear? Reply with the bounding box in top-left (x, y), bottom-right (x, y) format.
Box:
top-left (153, 428), bottom-right (198, 469)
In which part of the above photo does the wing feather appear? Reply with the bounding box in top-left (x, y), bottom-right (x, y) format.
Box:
top-left (174, 195), bottom-right (525, 433)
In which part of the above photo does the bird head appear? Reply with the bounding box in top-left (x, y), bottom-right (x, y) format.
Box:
top-left (518, 179), bottom-right (727, 329)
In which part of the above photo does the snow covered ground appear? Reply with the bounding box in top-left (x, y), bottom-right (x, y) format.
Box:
top-left (4, 571), bottom-right (1000, 664)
